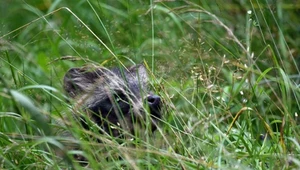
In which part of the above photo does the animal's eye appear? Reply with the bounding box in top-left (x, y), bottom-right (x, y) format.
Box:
top-left (115, 96), bottom-right (122, 102)
top-left (113, 93), bottom-right (126, 103)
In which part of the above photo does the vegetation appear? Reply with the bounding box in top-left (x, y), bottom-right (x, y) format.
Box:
top-left (1, 0), bottom-right (300, 169)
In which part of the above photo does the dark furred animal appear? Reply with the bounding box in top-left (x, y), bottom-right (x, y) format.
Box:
top-left (63, 64), bottom-right (161, 137)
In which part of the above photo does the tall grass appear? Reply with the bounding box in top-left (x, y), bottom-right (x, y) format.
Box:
top-left (1, 0), bottom-right (300, 169)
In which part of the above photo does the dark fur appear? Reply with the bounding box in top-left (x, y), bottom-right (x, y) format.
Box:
top-left (63, 64), bottom-right (161, 137)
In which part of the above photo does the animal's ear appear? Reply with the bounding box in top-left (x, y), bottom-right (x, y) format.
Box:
top-left (63, 67), bottom-right (102, 98)
top-left (128, 64), bottom-right (148, 84)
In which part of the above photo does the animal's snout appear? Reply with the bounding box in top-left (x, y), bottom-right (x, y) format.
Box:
top-left (147, 95), bottom-right (161, 118)
top-left (147, 95), bottom-right (161, 106)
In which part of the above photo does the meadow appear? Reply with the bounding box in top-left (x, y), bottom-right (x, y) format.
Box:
top-left (1, 0), bottom-right (300, 169)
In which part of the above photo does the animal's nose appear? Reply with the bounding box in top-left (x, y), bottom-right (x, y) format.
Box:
top-left (147, 94), bottom-right (161, 118)
top-left (147, 95), bottom-right (161, 106)
top-left (146, 94), bottom-right (161, 131)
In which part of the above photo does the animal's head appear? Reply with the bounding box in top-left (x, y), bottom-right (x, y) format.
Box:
top-left (63, 64), bottom-right (161, 137)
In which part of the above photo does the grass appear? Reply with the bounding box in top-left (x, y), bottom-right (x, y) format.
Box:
top-left (1, 0), bottom-right (300, 169)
